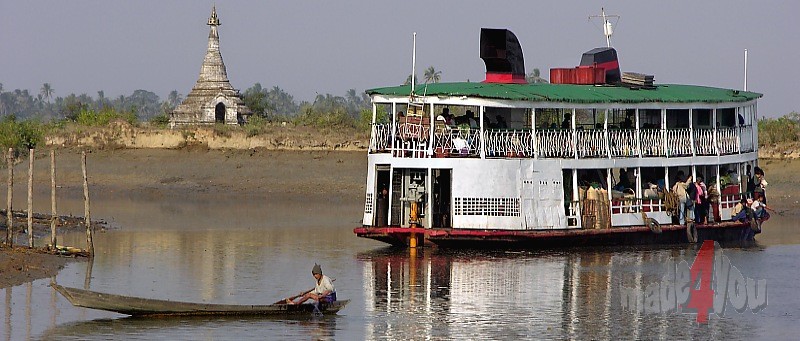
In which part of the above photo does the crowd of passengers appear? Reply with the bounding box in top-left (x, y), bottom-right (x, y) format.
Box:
top-left (398, 109), bottom-right (644, 132)
top-left (606, 165), bottom-right (773, 234)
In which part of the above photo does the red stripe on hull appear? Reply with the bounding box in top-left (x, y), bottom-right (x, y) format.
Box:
top-left (355, 221), bottom-right (755, 248)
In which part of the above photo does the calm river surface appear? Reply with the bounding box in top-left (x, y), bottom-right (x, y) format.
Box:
top-left (2, 195), bottom-right (799, 340)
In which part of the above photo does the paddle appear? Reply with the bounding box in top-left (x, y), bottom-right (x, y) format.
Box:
top-left (274, 278), bottom-right (336, 305)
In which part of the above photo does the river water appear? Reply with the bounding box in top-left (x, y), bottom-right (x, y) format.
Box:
top-left (2, 195), bottom-right (799, 340)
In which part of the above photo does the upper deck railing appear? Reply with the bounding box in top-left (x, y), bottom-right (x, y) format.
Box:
top-left (369, 124), bottom-right (756, 159)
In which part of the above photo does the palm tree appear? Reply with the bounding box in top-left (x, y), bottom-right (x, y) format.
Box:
top-left (404, 74), bottom-right (419, 86)
top-left (424, 66), bottom-right (441, 83)
top-left (40, 83), bottom-right (54, 103)
top-left (167, 90), bottom-right (183, 107)
top-left (526, 68), bottom-right (549, 84)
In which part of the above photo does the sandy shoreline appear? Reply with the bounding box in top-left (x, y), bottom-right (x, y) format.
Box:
top-left (1, 146), bottom-right (798, 288)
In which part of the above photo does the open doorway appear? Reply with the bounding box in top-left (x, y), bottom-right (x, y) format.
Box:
top-left (215, 103), bottom-right (226, 123)
top-left (374, 167), bottom-right (391, 226)
top-left (433, 169), bottom-right (452, 228)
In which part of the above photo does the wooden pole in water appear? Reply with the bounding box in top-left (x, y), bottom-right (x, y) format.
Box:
top-left (27, 149), bottom-right (34, 248)
top-left (82, 151), bottom-right (93, 256)
top-left (50, 150), bottom-right (57, 250)
top-left (5, 148), bottom-right (13, 247)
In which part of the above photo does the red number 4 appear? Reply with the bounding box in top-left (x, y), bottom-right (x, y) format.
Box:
top-left (686, 240), bottom-right (716, 323)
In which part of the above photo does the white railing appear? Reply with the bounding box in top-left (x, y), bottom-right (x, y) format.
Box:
top-left (484, 129), bottom-right (534, 158)
top-left (433, 128), bottom-right (481, 157)
top-left (694, 129), bottom-right (716, 155)
top-left (717, 127), bottom-right (739, 155)
top-left (666, 129), bottom-right (692, 156)
top-left (608, 129), bottom-right (639, 157)
top-left (536, 130), bottom-right (574, 158)
top-left (611, 198), bottom-right (667, 215)
top-left (369, 123), bottom-right (391, 153)
top-left (369, 123), bottom-right (757, 158)
top-left (576, 130), bottom-right (607, 158)
top-left (393, 120), bottom-right (431, 158)
top-left (640, 129), bottom-right (664, 157)
top-left (739, 125), bottom-right (754, 152)
top-left (397, 122), bottom-right (430, 142)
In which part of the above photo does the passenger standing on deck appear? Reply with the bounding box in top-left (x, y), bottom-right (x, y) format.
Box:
top-left (708, 179), bottom-right (721, 223)
top-left (695, 175), bottom-right (709, 224)
top-left (672, 171), bottom-right (689, 225)
top-left (753, 167), bottom-right (768, 204)
top-left (685, 174), bottom-right (697, 223)
top-left (286, 264), bottom-right (336, 305)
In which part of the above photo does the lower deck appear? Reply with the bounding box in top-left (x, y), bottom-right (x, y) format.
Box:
top-left (354, 220), bottom-right (759, 248)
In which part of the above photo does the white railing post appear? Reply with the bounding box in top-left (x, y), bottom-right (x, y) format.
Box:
top-left (661, 109), bottom-right (668, 157)
top-left (479, 106), bottom-right (486, 159)
top-left (605, 109), bottom-right (611, 158)
top-left (532, 108), bottom-right (538, 159)
top-left (635, 109), bottom-right (642, 158)
top-left (391, 102), bottom-right (397, 156)
top-left (712, 109), bottom-right (719, 156)
top-left (689, 109), bottom-right (696, 158)
top-left (572, 109), bottom-right (578, 160)
top-left (429, 103), bottom-right (435, 158)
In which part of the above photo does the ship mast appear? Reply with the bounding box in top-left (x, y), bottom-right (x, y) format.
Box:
top-left (589, 8), bottom-right (620, 48)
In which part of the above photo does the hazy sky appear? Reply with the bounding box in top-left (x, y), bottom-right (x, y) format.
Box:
top-left (2, 1), bottom-right (798, 117)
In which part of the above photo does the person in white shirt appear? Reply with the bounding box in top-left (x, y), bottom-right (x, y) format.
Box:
top-left (286, 263), bottom-right (336, 305)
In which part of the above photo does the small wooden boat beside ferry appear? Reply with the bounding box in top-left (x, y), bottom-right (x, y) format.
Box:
top-left (53, 285), bottom-right (349, 317)
top-left (354, 24), bottom-right (765, 248)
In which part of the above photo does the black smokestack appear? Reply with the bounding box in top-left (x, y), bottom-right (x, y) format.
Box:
top-left (580, 47), bottom-right (621, 83)
top-left (480, 28), bottom-right (527, 84)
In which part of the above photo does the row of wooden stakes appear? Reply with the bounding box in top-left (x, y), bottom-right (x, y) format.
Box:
top-left (3, 148), bottom-right (94, 256)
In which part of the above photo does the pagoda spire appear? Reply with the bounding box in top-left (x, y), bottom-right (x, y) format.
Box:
top-left (199, 5), bottom-right (227, 83)
top-left (171, 5), bottom-right (250, 126)
top-left (207, 5), bottom-right (220, 27)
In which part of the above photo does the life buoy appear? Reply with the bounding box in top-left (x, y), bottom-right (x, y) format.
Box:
top-left (647, 218), bottom-right (661, 234)
top-left (686, 222), bottom-right (698, 243)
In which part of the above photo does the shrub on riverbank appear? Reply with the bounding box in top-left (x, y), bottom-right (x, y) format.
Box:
top-left (758, 112), bottom-right (800, 146)
top-left (0, 115), bottom-right (46, 152)
top-left (73, 107), bottom-right (137, 127)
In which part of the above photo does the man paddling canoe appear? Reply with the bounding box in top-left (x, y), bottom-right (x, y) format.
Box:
top-left (286, 263), bottom-right (336, 305)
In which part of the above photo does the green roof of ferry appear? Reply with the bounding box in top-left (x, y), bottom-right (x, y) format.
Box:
top-left (366, 82), bottom-right (762, 104)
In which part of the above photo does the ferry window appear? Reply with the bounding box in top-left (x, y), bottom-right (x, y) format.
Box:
top-left (639, 109), bottom-right (661, 129)
top-left (375, 103), bottom-right (391, 124)
top-left (693, 109), bottom-right (712, 128)
top-left (608, 109), bottom-right (635, 129)
top-left (718, 108), bottom-right (736, 127)
top-left (484, 107), bottom-right (530, 129)
top-left (536, 108), bottom-right (568, 130)
top-left (575, 109), bottom-right (600, 130)
top-left (666, 109), bottom-right (689, 129)
top-left (577, 169), bottom-right (608, 189)
top-left (436, 105), bottom-right (479, 129)
top-left (394, 104), bottom-right (409, 123)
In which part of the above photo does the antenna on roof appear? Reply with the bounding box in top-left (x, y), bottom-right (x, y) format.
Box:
top-left (744, 49), bottom-right (748, 91)
top-left (589, 8), bottom-right (620, 48)
top-left (411, 32), bottom-right (417, 95)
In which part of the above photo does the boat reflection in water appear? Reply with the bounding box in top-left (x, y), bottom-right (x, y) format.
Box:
top-left (358, 246), bottom-right (759, 340)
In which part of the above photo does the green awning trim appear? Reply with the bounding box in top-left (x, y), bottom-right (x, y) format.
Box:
top-left (366, 82), bottom-right (762, 104)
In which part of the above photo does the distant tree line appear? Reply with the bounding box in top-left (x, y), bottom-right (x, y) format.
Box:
top-left (0, 81), bottom-right (373, 124)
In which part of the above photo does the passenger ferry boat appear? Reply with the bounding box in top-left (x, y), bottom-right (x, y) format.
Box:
top-left (354, 28), bottom-right (763, 248)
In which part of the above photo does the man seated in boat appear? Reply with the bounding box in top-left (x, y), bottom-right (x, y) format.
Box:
top-left (286, 264), bottom-right (336, 305)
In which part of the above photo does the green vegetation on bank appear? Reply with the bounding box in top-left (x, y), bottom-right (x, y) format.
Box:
top-left (0, 115), bottom-right (46, 152)
top-left (758, 112), bottom-right (800, 146)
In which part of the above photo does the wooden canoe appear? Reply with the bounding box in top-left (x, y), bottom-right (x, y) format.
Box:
top-left (52, 285), bottom-right (349, 317)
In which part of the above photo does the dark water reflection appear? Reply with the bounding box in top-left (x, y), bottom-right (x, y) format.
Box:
top-left (1, 195), bottom-right (799, 340)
